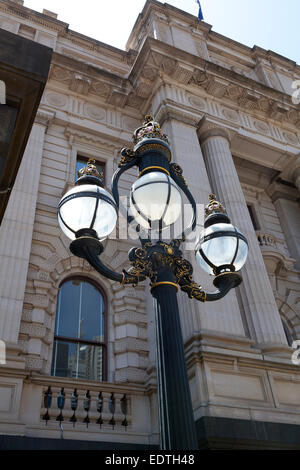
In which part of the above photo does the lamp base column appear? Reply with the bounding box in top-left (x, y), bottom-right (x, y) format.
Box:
top-left (151, 281), bottom-right (198, 450)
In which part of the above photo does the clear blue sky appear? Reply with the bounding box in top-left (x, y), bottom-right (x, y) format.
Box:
top-left (24, 0), bottom-right (300, 65)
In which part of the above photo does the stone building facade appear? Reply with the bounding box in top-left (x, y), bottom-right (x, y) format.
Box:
top-left (0, 0), bottom-right (300, 449)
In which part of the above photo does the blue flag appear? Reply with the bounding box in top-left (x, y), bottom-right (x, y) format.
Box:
top-left (196, 0), bottom-right (204, 20)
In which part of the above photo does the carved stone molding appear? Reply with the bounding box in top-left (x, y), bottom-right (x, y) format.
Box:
top-left (69, 73), bottom-right (91, 95)
top-left (35, 109), bottom-right (55, 127)
top-left (64, 125), bottom-right (125, 150)
top-left (267, 180), bottom-right (299, 202)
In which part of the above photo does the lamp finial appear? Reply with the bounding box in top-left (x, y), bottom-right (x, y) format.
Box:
top-left (205, 193), bottom-right (226, 217)
top-left (77, 159), bottom-right (104, 183)
top-left (133, 115), bottom-right (169, 146)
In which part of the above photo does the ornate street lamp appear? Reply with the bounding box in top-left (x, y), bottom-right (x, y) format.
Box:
top-left (57, 115), bottom-right (248, 450)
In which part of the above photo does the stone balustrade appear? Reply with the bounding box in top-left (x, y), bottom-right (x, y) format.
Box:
top-left (40, 383), bottom-right (130, 431)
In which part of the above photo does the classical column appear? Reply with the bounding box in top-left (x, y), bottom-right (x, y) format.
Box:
top-left (199, 124), bottom-right (288, 351)
top-left (267, 176), bottom-right (300, 271)
top-left (162, 117), bottom-right (246, 338)
top-left (0, 111), bottom-right (53, 344)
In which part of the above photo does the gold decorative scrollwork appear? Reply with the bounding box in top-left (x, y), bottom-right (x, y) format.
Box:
top-left (170, 163), bottom-right (187, 187)
top-left (119, 148), bottom-right (136, 167)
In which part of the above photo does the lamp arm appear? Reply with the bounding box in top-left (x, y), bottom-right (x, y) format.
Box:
top-left (70, 237), bottom-right (142, 285)
top-left (175, 261), bottom-right (242, 303)
top-left (85, 245), bottom-right (145, 285)
top-left (205, 273), bottom-right (241, 301)
top-left (169, 164), bottom-right (197, 240)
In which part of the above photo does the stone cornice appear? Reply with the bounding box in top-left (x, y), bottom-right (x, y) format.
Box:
top-left (0, 1), bottom-right (136, 65)
top-left (0, 0), bottom-right (69, 32)
top-left (267, 180), bottom-right (299, 202)
top-left (129, 38), bottom-right (300, 128)
top-left (126, 0), bottom-right (299, 73)
top-left (51, 51), bottom-right (127, 85)
top-left (64, 124), bottom-right (131, 150)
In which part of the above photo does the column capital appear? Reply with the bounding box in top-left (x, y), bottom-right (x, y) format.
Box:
top-left (155, 102), bottom-right (203, 128)
top-left (197, 116), bottom-right (233, 145)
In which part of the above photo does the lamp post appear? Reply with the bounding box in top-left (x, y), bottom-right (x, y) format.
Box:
top-left (57, 115), bottom-right (248, 450)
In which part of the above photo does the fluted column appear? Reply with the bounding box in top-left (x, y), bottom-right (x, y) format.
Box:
top-left (199, 125), bottom-right (288, 350)
top-left (0, 112), bottom-right (52, 343)
top-left (162, 118), bottom-right (245, 338)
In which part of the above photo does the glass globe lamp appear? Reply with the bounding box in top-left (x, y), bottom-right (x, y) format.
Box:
top-left (58, 160), bottom-right (117, 240)
top-left (129, 171), bottom-right (182, 229)
top-left (195, 194), bottom-right (248, 275)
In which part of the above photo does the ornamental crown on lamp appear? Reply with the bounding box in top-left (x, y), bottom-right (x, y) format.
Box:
top-left (77, 158), bottom-right (104, 183)
top-left (204, 193), bottom-right (226, 217)
top-left (133, 114), bottom-right (169, 146)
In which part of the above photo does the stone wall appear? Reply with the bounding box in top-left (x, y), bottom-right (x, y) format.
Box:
top-left (0, 0), bottom-right (299, 445)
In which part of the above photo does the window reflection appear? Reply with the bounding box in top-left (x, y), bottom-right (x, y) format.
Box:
top-left (51, 278), bottom-right (106, 381)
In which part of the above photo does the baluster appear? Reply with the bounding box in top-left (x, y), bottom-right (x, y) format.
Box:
top-left (56, 388), bottom-right (65, 439)
top-left (70, 389), bottom-right (78, 427)
top-left (83, 390), bottom-right (91, 428)
top-left (109, 392), bottom-right (116, 429)
top-left (56, 387), bottom-right (65, 423)
top-left (96, 391), bottom-right (103, 428)
top-left (120, 394), bottom-right (128, 430)
top-left (42, 386), bottom-right (52, 425)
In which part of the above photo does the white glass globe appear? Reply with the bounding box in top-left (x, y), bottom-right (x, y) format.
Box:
top-left (129, 171), bottom-right (182, 229)
top-left (58, 184), bottom-right (117, 240)
top-left (195, 223), bottom-right (248, 275)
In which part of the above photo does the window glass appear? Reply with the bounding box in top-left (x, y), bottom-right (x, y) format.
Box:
top-left (51, 278), bottom-right (106, 381)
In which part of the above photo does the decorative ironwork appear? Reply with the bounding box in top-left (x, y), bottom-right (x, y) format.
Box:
top-left (170, 163), bottom-right (188, 187)
top-left (119, 148), bottom-right (136, 167)
top-left (60, 114), bottom-right (246, 451)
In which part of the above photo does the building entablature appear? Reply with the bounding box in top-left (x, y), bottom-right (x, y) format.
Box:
top-left (46, 37), bottom-right (300, 160)
top-left (1, 0), bottom-right (299, 137)
top-left (126, 1), bottom-right (299, 85)
top-left (129, 37), bottom-right (300, 130)
top-left (0, 0), bottom-right (136, 74)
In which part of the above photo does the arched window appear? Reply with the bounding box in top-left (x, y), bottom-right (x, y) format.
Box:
top-left (51, 277), bottom-right (106, 381)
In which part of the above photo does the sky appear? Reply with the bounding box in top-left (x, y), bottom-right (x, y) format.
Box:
top-left (24, 0), bottom-right (300, 65)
